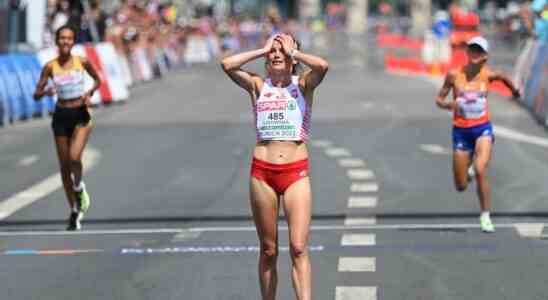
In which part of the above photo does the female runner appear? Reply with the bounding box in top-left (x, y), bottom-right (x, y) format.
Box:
top-left (34, 25), bottom-right (101, 230)
top-left (221, 34), bottom-right (328, 299)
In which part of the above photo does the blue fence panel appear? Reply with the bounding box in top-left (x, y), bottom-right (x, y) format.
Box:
top-left (24, 54), bottom-right (55, 114)
top-left (0, 74), bottom-right (7, 127)
top-left (0, 55), bottom-right (25, 121)
top-left (7, 54), bottom-right (39, 119)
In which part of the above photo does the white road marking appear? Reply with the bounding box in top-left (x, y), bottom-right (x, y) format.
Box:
top-left (495, 125), bottom-right (548, 149)
top-left (311, 140), bottom-right (333, 148)
top-left (338, 257), bottom-right (376, 272)
top-left (18, 155), bottom-right (39, 166)
top-left (350, 183), bottom-right (379, 193)
top-left (335, 286), bottom-right (377, 300)
top-left (0, 223), bottom-right (543, 236)
top-left (347, 169), bottom-right (375, 180)
top-left (0, 228), bottom-right (185, 237)
top-left (338, 158), bottom-right (366, 168)
top-left (325, 147), bottom-right (352, 157)
top-left (344, 217), bottom-right (377, 225)
top-left (0, 147), bottom-right (101, 220)
top-left (361, 102), bottom-right (376, 110)
top-left (341, 234), bottom-right (376, 246)
top-left (514, 223), bottom-right (545, 238)
top-left (348, 196), bottom-right (378, 208)
top-left (419, 144), bottom-right (450, 155)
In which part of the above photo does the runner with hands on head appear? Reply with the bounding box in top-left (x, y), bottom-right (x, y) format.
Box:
top-left (221, 33), bottom-right (328, 300)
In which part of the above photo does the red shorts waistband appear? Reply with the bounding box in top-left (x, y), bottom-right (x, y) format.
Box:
top-left (251, 157), bottom-right (309, 171)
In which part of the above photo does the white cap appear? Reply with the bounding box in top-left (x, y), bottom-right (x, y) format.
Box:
top-left (467, 36), bottom-right (489, 53)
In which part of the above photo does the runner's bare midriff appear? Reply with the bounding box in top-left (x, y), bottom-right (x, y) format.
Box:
top-left (56, 97), bottom-right (86, 108)
top-left (254, 141), bottom-right (308, 164)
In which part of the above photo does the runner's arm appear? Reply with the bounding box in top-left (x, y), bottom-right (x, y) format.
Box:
top-left (33, 64), bottom-right (53, 100)
top-left (220, 48), bottom-right (267, 93)
top-left (82, 57), bottom-right (102, 97)
top-left (489, 71), bottom-right (521, 99)
top-left (436, 72), bottom-right (456, 110)
top-left (294, 51), bottom-right (329, 90)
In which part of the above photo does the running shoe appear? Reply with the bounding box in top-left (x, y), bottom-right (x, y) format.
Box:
top-left (480, 215), bottom-right (495, 233)
top-left (467, 163), bottom-right (475, 182)
top-left (67, 212), bottom-right (82, 231)
top-left (75, 182), bottom-right (90, 213)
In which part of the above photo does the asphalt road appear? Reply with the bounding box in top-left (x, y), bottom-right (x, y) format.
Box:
top-left (1, 35), bottom-right (548, 300)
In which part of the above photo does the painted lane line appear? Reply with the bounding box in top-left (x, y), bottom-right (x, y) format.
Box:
top-left (350, 183), bottom-right (379, 193)
top-left (341, 234), bottom-right (376, 246)
top-left (121, 245), bottom-right (325, 255)
top-left (2, 222), bottom-right (536, 236)
top-left (310, 140), bottom-right (333, 148)
top-left (0, 228), bottom-right (186, 237)
top-left (4, 249), bottom-right (104, 255)
top-left (325, 147), bottom-right (352, 157)
top-left (495, 125), bottom-right (548, 149)
top-left (18, 155), bottom-right (39, 167)
top-left (348, 196), bottom-right (378, 208)
top-left (0, 147), bottom-right (101, 220)
top-left (514, 223), bottom-right (545, 238)
top-left (347, 169), bottom-right (375, 180)
top-left (338, 257), bottom-right (376, 272)
top-left (335, 286), bottom-right (377, 300)
top-left (344, 217), bottom-right (377, 225)
top-left (338, 158), bottom-right (366, 168)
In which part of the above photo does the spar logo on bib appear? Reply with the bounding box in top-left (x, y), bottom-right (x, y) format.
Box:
top-left (287, 100), bottom-right (297, 111)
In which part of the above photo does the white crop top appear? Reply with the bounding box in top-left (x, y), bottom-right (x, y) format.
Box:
top-left (50, 56), bottom-right (86, 100)
top-left (254, 76), bottom-right (311, 142)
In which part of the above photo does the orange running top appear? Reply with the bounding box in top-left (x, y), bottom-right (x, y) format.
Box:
top-left (452, 66), bottom-right (491, 128)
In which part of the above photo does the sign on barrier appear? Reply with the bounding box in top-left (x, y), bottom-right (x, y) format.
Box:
top-left (85, 44), bottom-right (113, 103)
top-left (94, 43), bottom-right (129, 102)
top-left (116, 51), bottom-right (133, 87)
top-left (184, 35), bottom-right (211, 64)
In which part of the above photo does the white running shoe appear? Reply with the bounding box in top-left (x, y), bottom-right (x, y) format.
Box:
top-left (480, 214), bottom-right (495, 233)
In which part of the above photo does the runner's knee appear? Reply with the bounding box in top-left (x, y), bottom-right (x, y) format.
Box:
top-left (260, 240), bottom-right (278, 260)
top-left (289, 241), bottom-right (308, 259)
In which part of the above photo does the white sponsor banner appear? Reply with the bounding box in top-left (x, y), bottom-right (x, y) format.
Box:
top-left (117, 51), bottom-right (133, 87)
top-left (184, 35), bottom-right (211, 64)
top-left (133, 47), bottom-right (153, 82)
top-left (94, 43), bottom-right (130, 102)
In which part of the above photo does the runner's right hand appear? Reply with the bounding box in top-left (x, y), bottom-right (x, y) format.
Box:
top-left (45, 87), bottom-right (56, 97)
top-left (262, 35), bottom-right (277, 54)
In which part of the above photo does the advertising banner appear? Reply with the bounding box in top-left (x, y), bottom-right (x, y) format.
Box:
top-left (84, 44), bottom-right (113, 103)
top-left (94, 42), bottom-right (129, 101)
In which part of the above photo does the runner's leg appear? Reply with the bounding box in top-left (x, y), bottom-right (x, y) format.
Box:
top-left (282, 177), bottom-right (312, 300)
top-left (250, 177), bottom-right (280, 300)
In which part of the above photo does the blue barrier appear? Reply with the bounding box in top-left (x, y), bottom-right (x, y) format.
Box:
top-left (0, 74), bottom-right (7, 127)
top-left (7, 54), bottom-right (43, 118)
top-left (0, 53), bottom-right (56, 126)
top-left (0, 55), bottom-right (25, 122)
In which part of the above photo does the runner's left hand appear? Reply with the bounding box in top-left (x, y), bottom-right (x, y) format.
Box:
top-left (512, 88), bottom-right (521, 100)
top-left (275, 34), bottom-right (296, 57)
top-left (82, 91), bottom-right (93, 107)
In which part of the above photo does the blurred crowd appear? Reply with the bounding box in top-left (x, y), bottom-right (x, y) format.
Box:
top-left (41, 0), bottom-right (320, 63)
